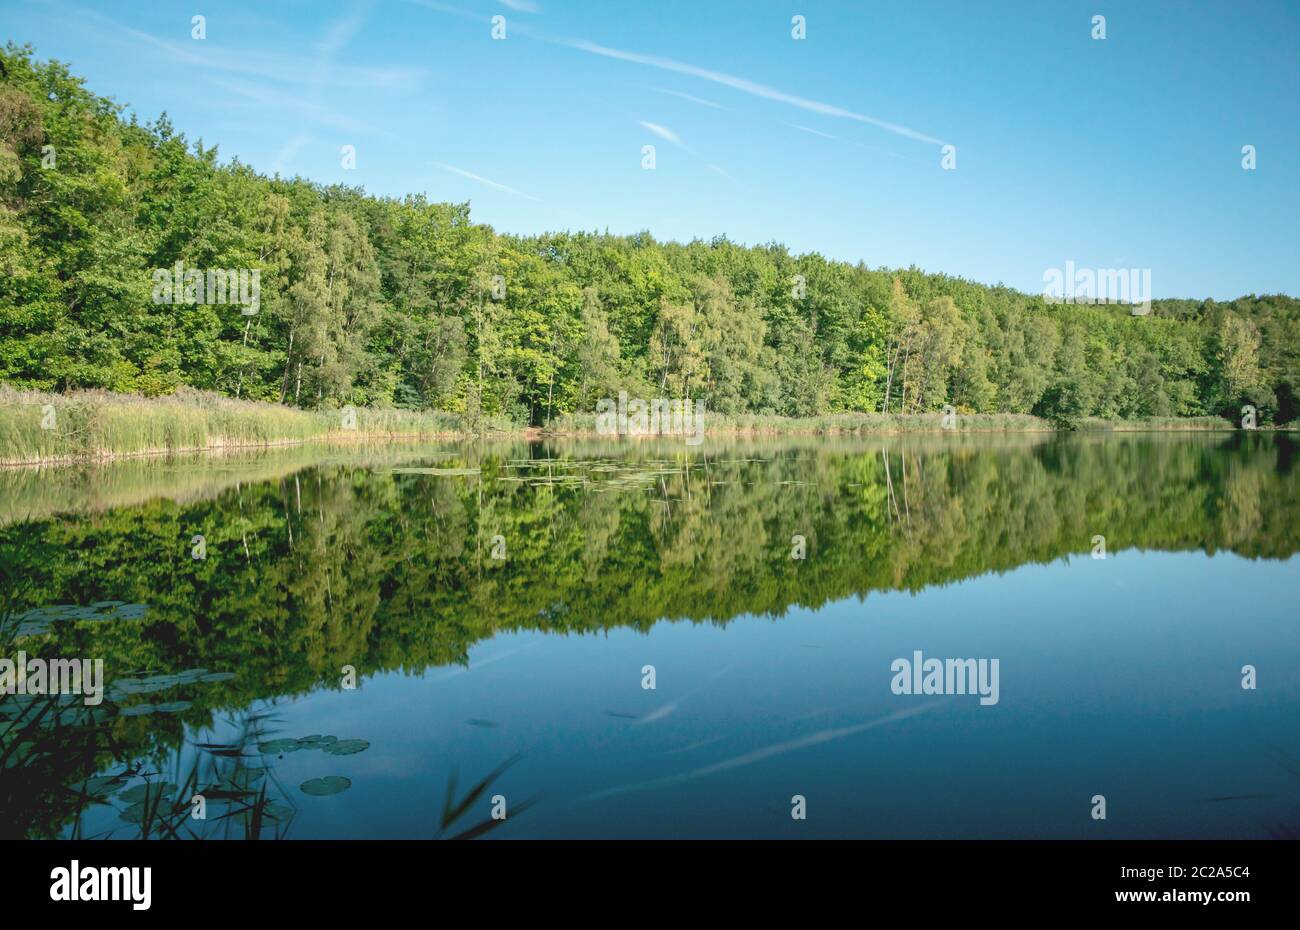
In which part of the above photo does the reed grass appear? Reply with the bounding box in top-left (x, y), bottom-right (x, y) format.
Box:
top-left (0, 387), bottom-right (491, 465)
top-left (546, 410), bottom-right (1243, 435)
top-left (548, 410), bottom-right (1054, 435)
top-left (0, 387), bottom-right (1250, 466)
top-left (1078, 415), bottom-right (1235, 431)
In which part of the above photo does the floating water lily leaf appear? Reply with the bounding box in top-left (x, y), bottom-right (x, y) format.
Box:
top-left (300, 776), bottom-right (351, 796)
top-left (262, 802), bottom-right (296, 822)
top-left (119, 782), bottom-right (176, 804)
top-left (109, 667), bottom-right (216, 696)
top-left (390, 467), bottom-right (480, 476)
top-left (15, 602), bottom-right (149, 627)
top-left (321, 739), bottom-right (369, 756)
top-left (118, 798), bottom-right (177, 824)
top-left (295, 735), bottom-right (338, 749)
top-left (73, 775), bottom-right (122, 797)
top-left (258, 739), bottom-right (302, 755)
top-left (109, 676), bottom-right (178, 695)
top-left (119, 802), bottom-right (148, 823)
top-left (138, 675), bottom-right (181, 688)
top-left (3, 740), bottom-right (37, 767)
top-left (12, 620), bottom-right (52, 638)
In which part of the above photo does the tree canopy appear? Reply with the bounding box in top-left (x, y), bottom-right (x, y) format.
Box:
top-left (2, 45), bottom-right (1297, 427)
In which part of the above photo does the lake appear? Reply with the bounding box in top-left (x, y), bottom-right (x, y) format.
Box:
top-left (1, 432), bottom-right (1297, 839)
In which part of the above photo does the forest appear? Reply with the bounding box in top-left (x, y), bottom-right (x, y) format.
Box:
top-left (2, 44), bottom-right (1298, 428)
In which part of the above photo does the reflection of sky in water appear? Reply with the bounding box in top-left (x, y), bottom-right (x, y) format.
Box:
top-left (186, 549), bottom-right (1298, 839)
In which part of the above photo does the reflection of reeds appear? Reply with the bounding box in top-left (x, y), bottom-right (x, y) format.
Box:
top-left (437, 753), bottom-right (537, 840)
top-left (73, 709), bottom-right (299, 840)
top-left (0, 683), bottom-right (299, 839)
top-left (1, 693), bottom-right (121, 838)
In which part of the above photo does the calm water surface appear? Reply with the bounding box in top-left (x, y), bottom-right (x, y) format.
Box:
top-left (2, 433), bottom-right (1297, 839)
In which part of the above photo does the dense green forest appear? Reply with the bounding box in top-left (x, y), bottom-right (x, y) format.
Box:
top-left (2, 45), bottom-right (1298, 427)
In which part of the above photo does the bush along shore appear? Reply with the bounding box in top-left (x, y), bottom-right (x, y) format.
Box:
top-left (0, 388), bottom-right (1253, 466)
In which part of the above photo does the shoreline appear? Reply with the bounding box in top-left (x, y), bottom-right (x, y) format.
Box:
top-left (0, 431), bottom-right (477, 469)
top-left (0, 419), bottom-right (1273, 469)
top-left (0, 386), bottom-right (1277, 468)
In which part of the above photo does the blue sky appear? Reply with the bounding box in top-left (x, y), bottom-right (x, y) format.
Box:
top-left (4, 0), bottom-right (1297, 299)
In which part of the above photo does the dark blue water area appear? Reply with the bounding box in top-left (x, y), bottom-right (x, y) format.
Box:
top-left (214, 549), bottom-right (1298, 839)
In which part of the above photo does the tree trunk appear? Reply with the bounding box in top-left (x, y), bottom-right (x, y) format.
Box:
top-left (280, 327), bottom-right (296, 403)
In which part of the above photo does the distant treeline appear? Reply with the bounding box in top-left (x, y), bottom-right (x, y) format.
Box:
top-left (2, 45), bottom-right (1297, 427)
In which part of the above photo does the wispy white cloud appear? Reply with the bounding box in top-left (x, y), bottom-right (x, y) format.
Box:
top-left (213, 80), bottom-right (365, 133)
top-left (784, 122), bottom-right (926, 167)
top-left (652, 88), bottom-right (727, 110)
top-left (435, 162), bottom-right (541, 201)
top-left (786, 122), bottom-right (839, 140)
top-left (639, 120), bottom-right (685, 148)
top-left (400, 0), bottom-right (944, 146)
top-left (400, 2), bottom-right (943, 145)
top-left (271, 134), bottom-right (313, 175)
top-left (402, 0), bottom-right (482, 21)
top-left (566, 38), bottom-right (944, 145)
top-left (587, 703), bottom-right (941, 802)
top-left (316, 8), bottom-right (370, 56)
top-left (54, 0), bottom-right (425, 92)
top-left (500, 0), bottom-right (541, 12)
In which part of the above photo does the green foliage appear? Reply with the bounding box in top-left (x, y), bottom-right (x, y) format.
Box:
top-left (1, 45), bottom-right (1297, 425)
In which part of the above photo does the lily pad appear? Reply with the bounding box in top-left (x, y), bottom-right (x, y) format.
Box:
top-left (72, 775), bottom-right (123, 797)
top-left (258, 739), bottom-right (302, 755)
top-left (262, 802), bottom-right (296, 822)
top-left (16, 602), bottom-right (148, 626)
top-left (295, 735), bottom-right (338, 749)
top-left (138, 675), bottom-right (182, 689)
top-left (321, 739), bottom-right (369, 756)
top-left (390, 467), bottom-right (480, 476)
top-left (110, 676), bottom-right (179, 695)
top-left (300, 776), bottom-right (351, 796)
top-left (119, 782), bottom-right (176, 804)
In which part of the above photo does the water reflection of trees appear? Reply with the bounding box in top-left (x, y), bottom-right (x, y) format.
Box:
top-left (1, 433), bottom-right (1297, 835)
top-left (4, 435), bottom-right (1297, 691)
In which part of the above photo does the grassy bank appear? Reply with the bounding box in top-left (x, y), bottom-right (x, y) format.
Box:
top-left (0, 388), bottom-right (497, 465)
top-left (0, 389), bottom-right (1249, 465)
